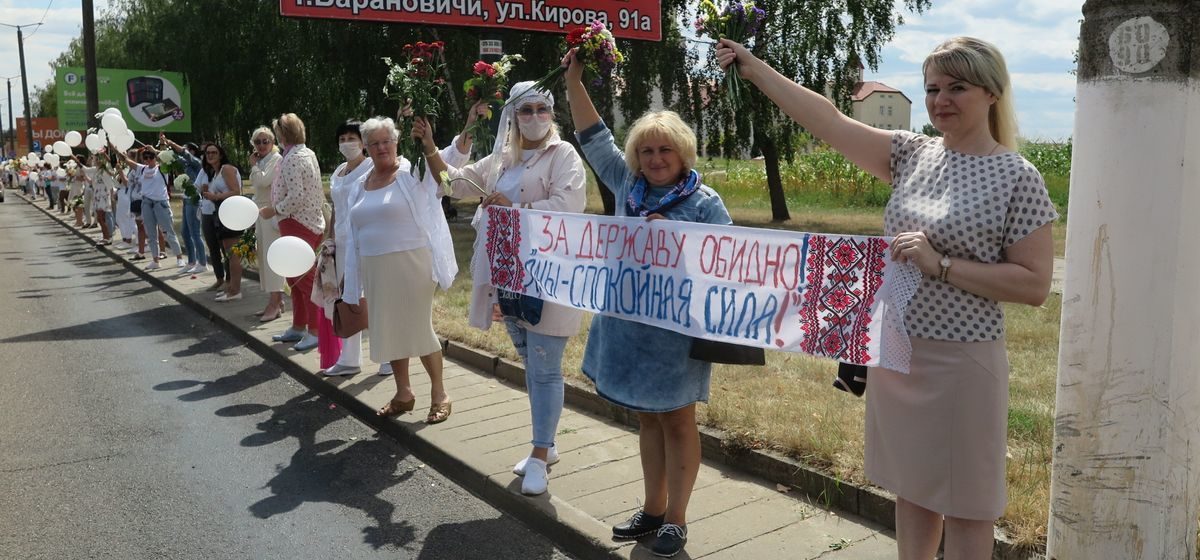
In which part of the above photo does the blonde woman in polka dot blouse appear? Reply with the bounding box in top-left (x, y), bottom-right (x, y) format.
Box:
top-left (718, 37), bottom-right (1056, 559)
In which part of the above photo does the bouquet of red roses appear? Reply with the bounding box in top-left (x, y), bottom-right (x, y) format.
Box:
top-left (696, 0), bottom-right (767, 108)
top-left (383, 40), bottom-right (447, 179)
top-left (518, 21), bottom-right (624, 104)
top-left (463, 54), bottom-right (523, 160)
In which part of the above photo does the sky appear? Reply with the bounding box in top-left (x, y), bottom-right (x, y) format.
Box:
top-left (1, 0), bottom-right (1082, 141)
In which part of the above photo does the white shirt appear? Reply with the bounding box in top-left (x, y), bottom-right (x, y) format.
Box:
top-left (196, 166), bottom-right (242, 215)
top-left (135, 163), bottom-right (169, 201)
top-left (494, 151), bottom-right (534, 204)
top-left (330, 157), bottom-right (374, 242)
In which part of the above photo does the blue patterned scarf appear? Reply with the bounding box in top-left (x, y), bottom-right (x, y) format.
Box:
top-left (625, 170), bottom-right (701, 217)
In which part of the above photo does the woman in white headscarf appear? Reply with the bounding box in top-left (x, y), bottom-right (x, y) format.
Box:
top-left (423, 81), bottom-right (588, 496)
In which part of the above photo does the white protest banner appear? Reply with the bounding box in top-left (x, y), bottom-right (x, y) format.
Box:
top-left (482, 207), bottom-right (922, 372)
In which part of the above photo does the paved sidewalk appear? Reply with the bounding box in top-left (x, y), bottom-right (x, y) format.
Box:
top-left (18, 192), bottom-right (896, 559)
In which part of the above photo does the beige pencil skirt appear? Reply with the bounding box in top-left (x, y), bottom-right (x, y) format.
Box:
top-left (361, 246), bottom-right (440, 364)
top-left (864, 336), bottom-right (1010, 520)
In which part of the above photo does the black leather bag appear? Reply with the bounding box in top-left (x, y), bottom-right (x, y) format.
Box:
top-left (497, 289), bottom-right (543, 325)
top-left (688, 338), bottom-right (766, 365)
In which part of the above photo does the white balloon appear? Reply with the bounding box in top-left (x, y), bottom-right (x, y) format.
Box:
top-left (217, 195), bottom-right (259, 231)
top-left (103, 107), bottom-right (122, 117)
top-left (65, 160), bottom-right (78, 169)
top-left (65, 131), bottom-right (83, 147)
top-left (84, 133), bottom-right (103, 152)
top-left (267, 236), bottom-right (316, 278)
top-left (44, 153), bottom-right (60, 167)
top-left (114, 130), bottom-right (136, 152)
top-left (96, 130), bottom-right (108, 147)
top-left (53, 141), bottom-right (71, 156)
top-left (55, 168), bottom-right (67, 178)
top-left (101, 112), bottom-right (128, 136)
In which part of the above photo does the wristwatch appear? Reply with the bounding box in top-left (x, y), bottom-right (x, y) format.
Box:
top-left (937, 254), bottom-right (952, 282)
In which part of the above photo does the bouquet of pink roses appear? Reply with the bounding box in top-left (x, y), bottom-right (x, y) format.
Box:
top-left (383, 40), bottom-right (448, 179)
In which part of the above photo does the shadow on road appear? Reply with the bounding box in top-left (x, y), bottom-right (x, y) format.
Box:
top-left (153, 362), bottom-right (282, 402)
top-left (414, 519), bottom-right (566, 560)
top-left (1, 305), bottom-right (193, 343)
top-left (222, 393), bottom-right (420, 551)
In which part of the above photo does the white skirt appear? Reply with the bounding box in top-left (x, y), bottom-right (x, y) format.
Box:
top-left (361, 247), bottom-right (440, 363)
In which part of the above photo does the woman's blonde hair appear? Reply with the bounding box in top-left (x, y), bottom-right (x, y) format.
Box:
top-left (623, 111), bottom-right (697, 174)
top-left (923, 37), bottom-right (1018, 150)
top-left (272, 113), bottom-right (307, 146)
top-left (250, 126), bottom-right (276, 148)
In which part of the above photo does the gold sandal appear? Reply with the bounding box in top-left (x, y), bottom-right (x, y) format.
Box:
top-left (425, 402), bottom-right (452, 424)
top-left (377, 397), bottom-right (416, 417)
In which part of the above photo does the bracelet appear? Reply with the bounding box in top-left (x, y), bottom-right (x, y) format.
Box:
top-left (423, 147), bottom-right (438, 157)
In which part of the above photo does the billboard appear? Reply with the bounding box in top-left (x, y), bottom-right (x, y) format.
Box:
top-left (280, 0), bottom-right (662, 41)
top-left (14, 118), bottom-right (64, 156)
top-left (56, 67), bottom-right (192, 132)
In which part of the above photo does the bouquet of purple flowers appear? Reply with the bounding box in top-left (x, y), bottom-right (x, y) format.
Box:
top-left (696, 0), bottom-right (767, 107)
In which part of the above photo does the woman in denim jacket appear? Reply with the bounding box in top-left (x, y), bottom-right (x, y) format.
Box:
top-left (562, 50), bottom-right (732, 558)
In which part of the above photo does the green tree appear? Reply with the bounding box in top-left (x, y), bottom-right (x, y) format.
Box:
top-left (697, 0), bottom-right (930, 221)
top-left (921, 123), bottom-right (942, 137)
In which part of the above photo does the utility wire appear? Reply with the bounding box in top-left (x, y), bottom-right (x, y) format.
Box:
top-left (22, 0), bottom-right (56, 40)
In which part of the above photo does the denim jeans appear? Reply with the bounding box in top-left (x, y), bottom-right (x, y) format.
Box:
top-left (140, 198), bottom-right (181, 259)
top-left (180, 199), bottom-right (206, 266)
top-left (504, 318), bottom-right (568, 449)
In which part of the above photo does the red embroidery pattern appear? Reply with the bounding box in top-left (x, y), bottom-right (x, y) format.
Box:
top-left (486, 206), bottom-right (524, 292)
top-left (797, 235), bottom-right (887, 364)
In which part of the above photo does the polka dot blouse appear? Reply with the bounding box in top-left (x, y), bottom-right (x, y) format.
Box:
top-left (886, 130), bottom-right (1058, 342)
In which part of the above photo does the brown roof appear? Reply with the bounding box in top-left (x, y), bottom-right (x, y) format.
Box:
top-left (851, 81), bottom-right (911, 104)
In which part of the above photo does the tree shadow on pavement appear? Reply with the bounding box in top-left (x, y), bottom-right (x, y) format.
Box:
top-left (152, 362), bottom-right (282, 402)
top-left (414, 519), bottom-right (566, 560)
top-left (231, 393), bottom-right (419, 551)
top-left (1, 305), bottom-right (193, 343)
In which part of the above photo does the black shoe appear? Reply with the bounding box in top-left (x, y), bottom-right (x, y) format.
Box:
top-left (649, 524), bottom-right (687, 557)
top-left (612, 510), bottom-right (664, 540)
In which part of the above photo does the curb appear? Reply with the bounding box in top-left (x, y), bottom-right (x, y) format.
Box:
top-left (13, 190), bottom-right (1045, 560)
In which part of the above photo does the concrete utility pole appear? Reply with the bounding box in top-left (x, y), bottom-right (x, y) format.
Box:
top-left (6, 78), bottom-right (15, 156)
top-left (17, 26), bottom-right (34, 155)
top-left (1048, 1), bottom-right (1200, 559)
top-left (81, 0), bottom-right (99, 130)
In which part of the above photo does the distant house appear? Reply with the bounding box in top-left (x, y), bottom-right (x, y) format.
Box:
top-left (846, 62), bottom-right (912, 131)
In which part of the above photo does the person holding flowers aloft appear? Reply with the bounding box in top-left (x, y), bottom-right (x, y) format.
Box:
top-left (426, 79), bottom-right (588, 497)
top-left (338, 114), bottom-right (468, 424)
top-left (119, 146), bottom-right (186, 270)
top-left (321, 109), bottom-right (481, 378)
top-left (161, 134), bottom-right (208, 274)
top-left (560, 46), bottom-right (732, 556)
top-left (716, 37), bottom-right (1056, 560)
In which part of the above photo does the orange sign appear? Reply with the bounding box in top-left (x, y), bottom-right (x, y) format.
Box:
top-left (14, 117), bottom-right (68, 155)
top-left (280, 0), bottom-right (661, 41)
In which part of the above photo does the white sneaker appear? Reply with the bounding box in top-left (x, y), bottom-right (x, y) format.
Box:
top-left (176, 258), bottom-right (188, 268)
top-left (378, 362), bottom-right (394, 376)
top-left (214, 291), bottom-right (225, 300)
top-left (113, 241), bottom-right (129, 249)
top-left (126, 246), bottom-right (139, 255)
top-left (187, 263), bottom-right (205, 274)
top-left (513, 446), bottom-right (560, 476)
top-left (144, 261), bottom-right (161, 271)
top-left (520, 458), bottom-right (549, 496)
top-left (215, 292), bottom-right (242, 302)
top-left (321, 364), bottom-right (361, 377)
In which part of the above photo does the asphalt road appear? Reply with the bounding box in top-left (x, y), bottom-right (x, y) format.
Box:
top-left (0, 194), bottom-right (574, 560)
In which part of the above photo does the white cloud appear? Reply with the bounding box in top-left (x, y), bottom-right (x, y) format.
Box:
top-left (877, 0), bottom-right (1082, 139)
top-left (0, 0), bottom-right (112, 119)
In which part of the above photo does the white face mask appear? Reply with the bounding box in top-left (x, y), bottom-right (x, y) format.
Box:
top-left (339, 141), bottom-right (363, 161)
top-left (518, 118), bottom-right (552, 142)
